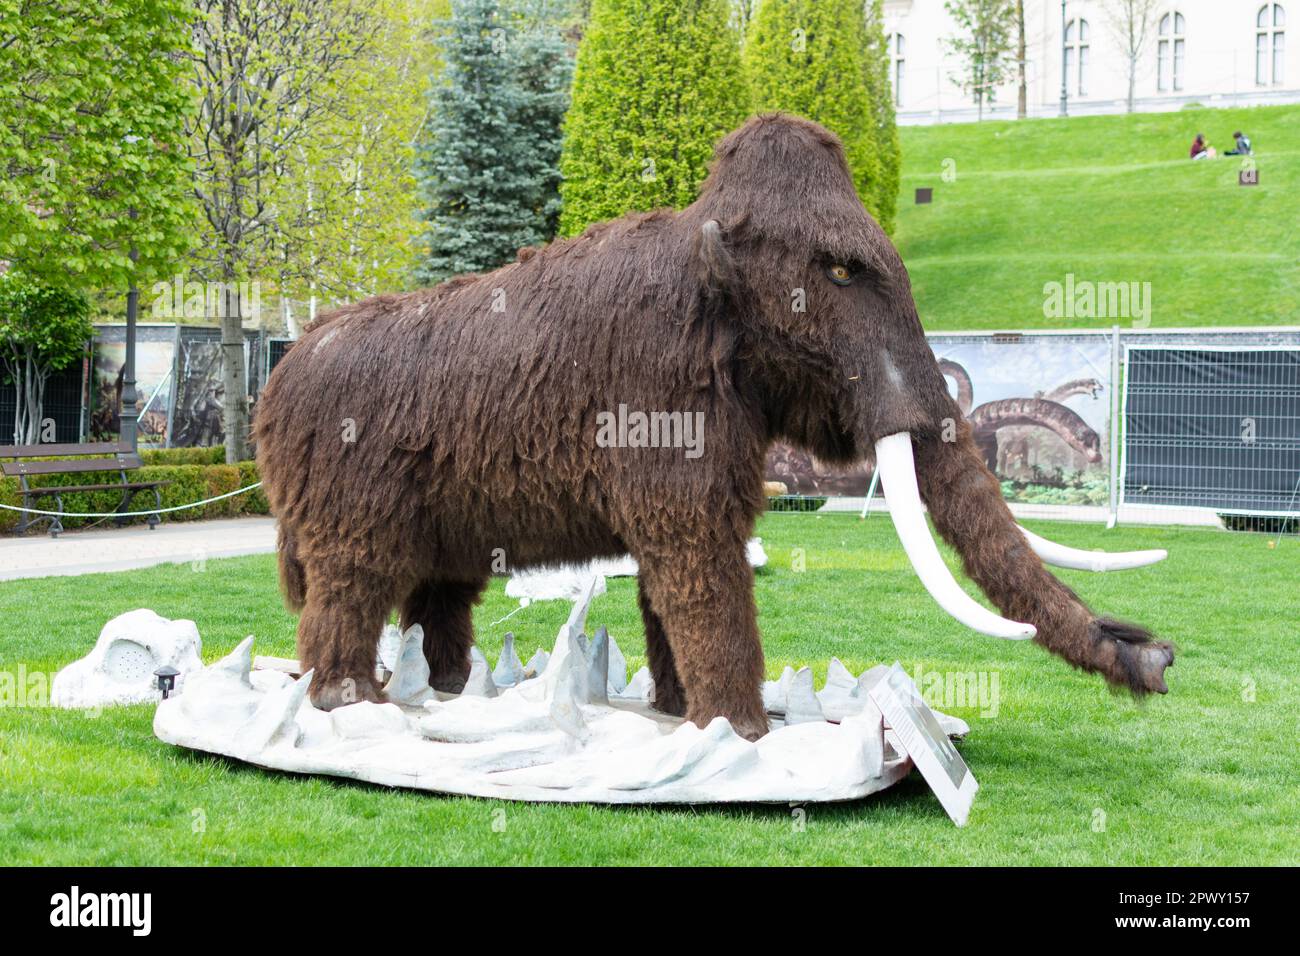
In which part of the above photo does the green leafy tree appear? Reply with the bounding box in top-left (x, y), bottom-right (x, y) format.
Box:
top-left (944, 0), bottom-right (1018, 121)
top-left (186, 0), bottom-right (425, 462)
top-left (264, 0), bottom-right (445, 337)
top-left (0, 275), bottom-right (93, 445)
top-left (558, 0), bottom-right (747, 237)
top-left (0, 0), bottom-right (196, 289)
top-left (744, 0), bottom-right (897, 232)
top-left (416, 0), bottom-right (575, 283)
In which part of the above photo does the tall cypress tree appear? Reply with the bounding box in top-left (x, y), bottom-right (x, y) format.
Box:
top-left (557, 0), bottom-right (747, 237)
top-left (862, 0), bottom-right (900, 234)
top-left (416, 0), bottom-right (573, 284)
top-left (743, 0), bottom-right (899, 234)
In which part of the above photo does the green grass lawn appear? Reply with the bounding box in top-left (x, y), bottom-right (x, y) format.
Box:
top-left (1, 513), bottom-right (1296, 865)
top-left (896, 103), bottom-right (1300, 331)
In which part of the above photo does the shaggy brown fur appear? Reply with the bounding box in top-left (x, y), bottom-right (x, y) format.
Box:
top-left (256, 113), bottom-right (1172, 739)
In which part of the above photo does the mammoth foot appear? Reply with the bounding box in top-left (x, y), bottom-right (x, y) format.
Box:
top-left (684, 703), bottom-right (770, 743)
top-left (650, 681), bottom-right (687, 720)
top-left (309, 674), bottom-right (386, 711)
top-left (1091, 617), bottom-right (1175, 695)
top-left (429, 671), bottom-right (469, 695)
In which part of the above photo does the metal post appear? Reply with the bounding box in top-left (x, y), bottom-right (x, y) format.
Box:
top-left (1107, 324), bottom-right (1121, 528)
top-left (860, 468), bottom-right (882, 520)
top-left (120, 216), bottom-right (140, 452)
top-left (1059, 1), bottom-right (1069, 117)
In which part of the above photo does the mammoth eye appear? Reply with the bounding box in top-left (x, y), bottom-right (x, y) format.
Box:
top-left (826, 264), bottom-right (853, 286)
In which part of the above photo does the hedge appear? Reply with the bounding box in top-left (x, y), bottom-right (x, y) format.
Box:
top-left (557, 0), bottom-right (748, 236)
top-left (0, 458), bottom-right (268, 533)
top-left (139, 446), bottom-right (227, 466)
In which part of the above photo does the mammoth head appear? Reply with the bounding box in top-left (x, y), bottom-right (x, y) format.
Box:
top-left (687, 113), bottom-right (953, 454)
top-left (680, 116), bottom-right (1171, 691)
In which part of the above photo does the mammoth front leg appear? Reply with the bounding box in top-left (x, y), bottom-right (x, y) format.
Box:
top-left (298, 562), bottom-right (392, 710)
top-left (912, 426), bottom-right (1174, 693)
top-left (636, 540), bottom-right (768, 741)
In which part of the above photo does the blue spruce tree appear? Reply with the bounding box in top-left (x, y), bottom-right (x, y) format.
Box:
top-left (415, 0), bottom-right (574, 284)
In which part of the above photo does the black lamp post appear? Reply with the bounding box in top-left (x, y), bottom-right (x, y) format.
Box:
top-left (121, 222), bottom-right (139, 452)
top-left (119, 132), bottom-right (142, 453)
top-left (154, 664), bottom-right (180, 699)
top-left (1059, 0), bottom-right (1069, 117)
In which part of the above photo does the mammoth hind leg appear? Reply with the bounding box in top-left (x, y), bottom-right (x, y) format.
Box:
top-left (400, 578), bottom-right (487, 694)
top-left (637, 580), bottom-right (686, 718)
top-left (299, 562), bottom-right (394, 711)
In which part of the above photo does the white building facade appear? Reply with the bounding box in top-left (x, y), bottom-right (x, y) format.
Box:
top-left (883, 0), bottom-right (1296, 123)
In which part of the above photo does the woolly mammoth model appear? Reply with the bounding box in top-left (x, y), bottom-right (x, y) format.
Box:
top-left (256, 114), bottom-right (1173, 741)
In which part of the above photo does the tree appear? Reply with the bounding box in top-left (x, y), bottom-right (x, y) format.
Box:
top-left (0, 0), bottom-right (196, 290)
top-left (416, 0), bottom-right (574, 284)
top-left (273, 0), bottom-right (445, 329)
top-left (744, 0), bottom-right (896, 233)
top-left (944, 0), bottom-right (1018, 121)
top-left (1101, 0), bottom-right (1160, 113)
top-left (862, 0), bottom-right (901, 234)
top-left (558, 0), bottom-right (747, 237)
top-left (186, 0), bottom-right (401, 462)
top-left (0, 275), bottom-right (93, 445)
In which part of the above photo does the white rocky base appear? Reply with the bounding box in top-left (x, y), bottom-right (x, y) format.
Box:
top-left (53, 609), bottom-right (203, 709)
top-left (154, 582), bottom-right (968, 805)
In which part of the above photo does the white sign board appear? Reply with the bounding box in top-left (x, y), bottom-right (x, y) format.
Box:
top-left (869, 662), bottom-right (979, 826)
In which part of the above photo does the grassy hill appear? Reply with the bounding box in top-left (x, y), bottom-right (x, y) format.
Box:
top-left (895, 103), bottom-right (1299, 332)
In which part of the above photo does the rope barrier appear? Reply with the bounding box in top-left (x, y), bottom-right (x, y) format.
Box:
top-left (0, 482), bottom-right (263, 519)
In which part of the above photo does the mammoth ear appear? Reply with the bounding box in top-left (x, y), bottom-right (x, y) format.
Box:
top-left (692, 219), bottom-right (739, 295)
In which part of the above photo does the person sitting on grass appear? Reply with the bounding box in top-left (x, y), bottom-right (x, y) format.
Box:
top-left (1189, 133), bottom-right (1216, 160)
top-left (1225, 130), bottom-right (1253, 155)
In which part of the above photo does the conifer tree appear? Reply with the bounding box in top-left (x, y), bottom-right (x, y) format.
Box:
top-left (416, 0), bottom-right (574, 283)
top-left (557, 0), bottom-right (747, 237)
top-left (744, 0), bottom-right (900, 233)
top-left (862, 0), bottom-right (901, 234)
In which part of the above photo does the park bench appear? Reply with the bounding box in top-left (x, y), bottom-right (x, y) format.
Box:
top-left (0, 442), bottom-right (171, 538)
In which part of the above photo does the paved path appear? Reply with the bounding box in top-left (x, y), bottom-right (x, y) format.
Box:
top-left (0, 517), bottom-right (277, 581)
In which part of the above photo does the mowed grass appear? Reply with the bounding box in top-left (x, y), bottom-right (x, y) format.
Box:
top-left (0, 512), bottom-right (1296, 865)
top-left (896, 103), bottom-right (1300, 331)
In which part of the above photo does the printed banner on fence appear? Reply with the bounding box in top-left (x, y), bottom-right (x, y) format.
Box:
top-left (765, 335), bottom-right (1113, 504)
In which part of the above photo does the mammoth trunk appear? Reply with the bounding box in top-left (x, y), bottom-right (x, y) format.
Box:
top-left (905, 423), bottom-right (1173, 694)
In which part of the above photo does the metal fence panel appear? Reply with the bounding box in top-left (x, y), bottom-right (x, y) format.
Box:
top-left (0, 358), bottom-right (86, 445)
top-left (1121, 346), bottom-right (1300, 516)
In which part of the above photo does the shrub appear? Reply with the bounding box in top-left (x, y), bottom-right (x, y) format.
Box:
top-left (140, 446), bottom-right (226, 466)
top-left (557, 0), bottom-right (748, 236)
top-left (861, 0), bottom-right (900, 234)
top-left (0, 459), bottom-right (267, 533)
top-left (743, 0), bottom-right (899, 233)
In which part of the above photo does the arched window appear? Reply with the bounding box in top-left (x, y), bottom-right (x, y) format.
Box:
top-left (887, 33), bottom-right (906, 107)
top-left (1157, 12), bottom-right (1186, 91)
top-left (1064, 19), bottom-right (1090, 96)
top-left (1257, 4), bottom-right (1286, 85)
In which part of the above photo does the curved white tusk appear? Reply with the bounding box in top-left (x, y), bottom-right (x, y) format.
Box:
top-left (1017, 525), bottom-right (1167, 572)
top-left (874, 433), bottom-right (1036, 640)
